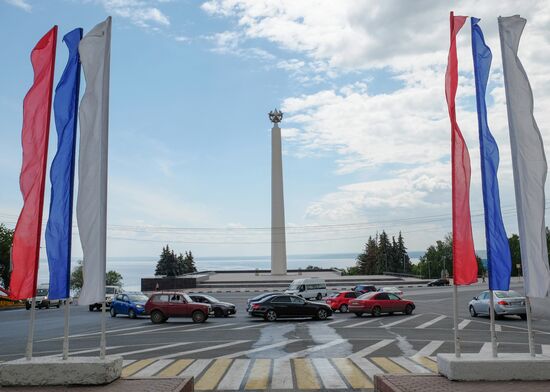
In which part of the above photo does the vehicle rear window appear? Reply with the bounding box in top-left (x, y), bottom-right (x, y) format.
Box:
top-left (153, 294), bottom-right (170, 303)
top-left (358, 292), bottom-right (377, 300)
top-left (495, 291), bottom-right (522, 298)
top-left (271, 296), bottom-right (292, 303)
top-left (345, 292), bottom-right (357, 298)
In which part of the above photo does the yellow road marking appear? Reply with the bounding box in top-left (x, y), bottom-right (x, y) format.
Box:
top-left (122, 359), bottom-right (155, 377)
top-left (332, 358), bottom-right (373, 389)
top-left (414, 356), bottom-right (438, 372)
top-left (370, 357), bottom-right (408, 374)
top-left (294, 358), bottom-right (321, 390)
top-left (157, 359), bottom-right (194, 377)
top-left (244, 359), bottom-right (271, 390)
top-left (195, 358), bottom-right (233, 390)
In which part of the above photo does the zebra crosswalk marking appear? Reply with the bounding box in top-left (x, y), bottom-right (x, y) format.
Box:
top-left (382, 314), bottom-right (422, 328)
top-left (312, 358), bottom-right (347, 389)
top-left (271, 358), bottom-right (293, 389)
top-left (412, 356), bottom-right (438, 372)
top-left (348, 339), bottom-right (394, 359)
top-left (217, 339), bottom-right (298, 359)
top-left (479, 342), bottom-right (492, 354)
top-left (415, 315), bottom-right (446, 329)
top-left (542, 345), bottom-right (550, 355)
top-left (122, 359), bottom-right (156, 377)
top-left (495, 324), bottom-right (502, 332)
top-left (157, 359), bottom-right (193, 377)
top-left (244, 358), bottom-right (270, 390)
top-left (332, 358), bottom-right (373, 389)
top-left (457, 319), bottom-right (471, 330)
top-left (344, 318), bottom-right (380, 328)
top-left (281, 339), bottom-right (345, 359)
top-left (218, 359), bottom-right (251, 390)
top-left (370, 357), bottom-right (408, 374)
top-left (132, 359), bottom-right (173, 377)
top-left (349, 357), bottom-right (383, 380)
top-left (293, 358), bottom-right (321, 390)
top-left (414, 340), bottom-right (444, 357)
top-left (195, 358), bottom-right (233, 390)
top-left (180, 359), bottom-right (212, 379)
top-left (390, 357), bottom-right (431, 374)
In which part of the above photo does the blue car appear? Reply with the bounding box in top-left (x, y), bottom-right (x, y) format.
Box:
top-left (110, 292), bottom-right (149, 319)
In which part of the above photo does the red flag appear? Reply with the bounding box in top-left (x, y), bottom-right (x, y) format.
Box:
top-left (9, 27), bottom-right (57, 300)
top-left (445, 13), bottom-right (477, 285)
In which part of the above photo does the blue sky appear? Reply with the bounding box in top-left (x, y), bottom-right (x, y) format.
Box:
top-left (1, 0), bottom-right (550, 260)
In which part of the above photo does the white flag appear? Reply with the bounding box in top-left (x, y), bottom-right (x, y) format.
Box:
top-left (77, 17), bottom-right (111, 305)
top-left (499, 15), bottom-right (550, 298)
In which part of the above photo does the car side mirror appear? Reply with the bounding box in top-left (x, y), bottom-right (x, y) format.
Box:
top-left (473, 296), bottom-right (478, 300)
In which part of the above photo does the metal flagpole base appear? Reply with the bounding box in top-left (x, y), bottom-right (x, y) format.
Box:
top-left (100, 301), bottom-right (106, 359)
top-left (25, 297), bottom-right (36, 360)
top-left (453, 284), bottom-right (461, 358)
top-left (526, 296), bottom-right (535, 357)
top-left (489, 289), bottom-right (497, 357)
top-left (63, 298), bottom-right (70, 360)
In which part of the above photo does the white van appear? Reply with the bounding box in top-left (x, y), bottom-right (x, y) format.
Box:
top-left (285, 278), bottom-right (327, 300)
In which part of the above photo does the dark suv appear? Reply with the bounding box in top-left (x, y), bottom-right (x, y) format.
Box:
top-left (144, 292), bottom-right (213, 323)
top-left (353, 284), bottom-right (377, 294)
top-left (427, 278), bottom-right (450, 287)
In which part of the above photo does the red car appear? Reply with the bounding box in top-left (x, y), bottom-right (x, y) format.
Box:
top-left (144, 292), bottom-right (213, 323)
top-left (348, 292), bottom-right (415, 317)
top-left (325, 291), bottom-right (358, 313)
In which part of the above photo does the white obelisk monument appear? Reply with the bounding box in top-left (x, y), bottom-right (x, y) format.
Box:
top-left (269, 109), bottom-right (287, 275)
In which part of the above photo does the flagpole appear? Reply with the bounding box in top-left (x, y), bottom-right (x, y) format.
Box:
top-left (62, 298), bottom-right (70, 360)
top-left (453, 283), bottom-right (460, 357)
top-left (100, 300), bottom-right (106, 359)
top-left (489, 290), bottom-right (497, 357)
top-left (25, 297), bottom-right (36, 360)
top-left (526, 296), bottom-right (535, 357)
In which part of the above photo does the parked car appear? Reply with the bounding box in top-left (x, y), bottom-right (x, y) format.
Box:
top-left (284, 278), bottom-right (327, 300)
top-left (249, 294), bottom-right (332, 321)
top-left (325, 291), bottom-right (358, 312)
top-left (349, 292), bottom-right (415, 317)
top-left (89, 285), bottom-right (123, 311)
top-left (144, 292), bottom-right (213, 324)
top-left (352, 284), bottom-right (377, 294)
top-left (427, 278), bottom-right (450, 287)
top-left (469, 290), bottom-right (527, 320)
top-left (378, 286), bottom-right (403, 296)
top-left (246, 292), bottom-right (280, 312)
top-left (110, 292), bottom-right (149, 319)
top-left (25, 284), bottom-right (62, 310)
top-left (190, 294), bottom-right (236, 317)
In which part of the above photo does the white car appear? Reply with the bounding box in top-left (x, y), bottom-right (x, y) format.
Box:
top-left (378, 287), bottom-right (403, 296)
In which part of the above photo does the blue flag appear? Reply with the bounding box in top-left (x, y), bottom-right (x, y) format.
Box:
top-left (46, 28), bottom-right (83, 299)
top-left (471, 18), bottom-right (511, 290)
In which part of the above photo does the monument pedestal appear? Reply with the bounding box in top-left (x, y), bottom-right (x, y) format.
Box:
top-left (0, 356), bottom-right (122, 386)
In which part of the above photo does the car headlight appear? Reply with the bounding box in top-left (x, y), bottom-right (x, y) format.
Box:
top-left (136, 305), bottom-right (143, 309)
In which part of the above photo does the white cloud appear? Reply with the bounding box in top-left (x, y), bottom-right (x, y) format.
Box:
top-left (100, 0), bottom-right (170, 27)
top-left (4, 0), bottom-right (31, 12)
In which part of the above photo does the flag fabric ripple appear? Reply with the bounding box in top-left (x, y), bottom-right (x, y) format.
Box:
top-left (499, 15), bottom-right (550, 298)
top-left (445, 12), bottom-right (478, 285)
top-left (471, 18), bottom-right (511, 291)
top-left (9, 27), bottom-right (57, 300)
top-left (77, 17), bottom-right (112, 305)
top-left (45, 28), bottom-right (83, 300)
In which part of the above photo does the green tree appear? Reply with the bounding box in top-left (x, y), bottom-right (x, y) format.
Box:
top-left (182, 251), bottom-right (197, 273)
top-left (378, 231), bottom-right (391, 273)
top-left (0, 224), bottom-right (14, 289)
top-left (155, 245), bottom-right (181, 277)
top-left (396, 231), bottom-right (412, 273)
top-left (106, 270), bottom-right (123, 286)
top-left (356, 236), bottom-right (378, 275)
top-left (70, 260), bottom-right (123, 291)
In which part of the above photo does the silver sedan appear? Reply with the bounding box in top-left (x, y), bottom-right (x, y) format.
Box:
top-left (469, 290), bottom-right (527, 319)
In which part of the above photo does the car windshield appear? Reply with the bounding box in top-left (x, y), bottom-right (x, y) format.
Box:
top-left (358, 292), bottom-right (377, 300)
top-left (128, 294), bottom-right (149, 302)
top-left (288, 284), bottom-right (300, 290)
top-left (495, 291), bottom-right (522, 298)
top-left (201, 295), bottom-right (219, 302)
top-left (106, 287), bottom-right (117, 294)
top-left (36, 289), bottom-right (48, 296)
top-left (328, 293), bottom-right (339, 298)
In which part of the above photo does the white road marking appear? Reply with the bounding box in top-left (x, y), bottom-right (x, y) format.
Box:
top-left (271, 358), bottom-right (293, 389)
top-left (217, 359), bottom-right (250, 390)
top-left (415, 315), bottom-right (446, 329)
top-left (348, 339), bottom-right (395, 359)
top-left (382, 314), bottom-right (423, 328)
top-left (349, 357), bottom-right (384, 379)
top-left (132, 359), bottom-right (174, 377)
top-left (324, 319), bottom-right (350, 326)
top-left (40, 345), bottom-right (122, 358)
top-left (344, 318), bottom-right (380, 328)
top-left (112, 342), bottom-right (194, 357)
top-left (281, 339), bottom-right (346, 359)
top-left (157, 340), bottom-right (250, 360)
top-left (479, 342), bottom-right (492, 354)
top-left (413, 341), bottom-right (444, 357)
top-left (495, 324), bottom-right (502, 332)
top-left (390, 357), bottom-right (431, 373)
top-left (37, 324), bottom-right (155, 341)
top-left (458, 319), bottom-right (471, 330)
top-left (118, 323), bottom-right (200, 336)
top-left (542, 345), bottom-right (550, 355)
top-left (217, 340), bottom-right (298, 359)
top-left (179, 359), bottom-right (212, 378)
top-left (231, 324), bottom-right (265, 330)
top-left (123, 360), bottom-right (135, 367)
top-left (312, 358), bottom-right (347, 389)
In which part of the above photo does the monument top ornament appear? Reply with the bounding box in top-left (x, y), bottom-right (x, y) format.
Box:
top-left (269, 109), bottom-right (283, 124)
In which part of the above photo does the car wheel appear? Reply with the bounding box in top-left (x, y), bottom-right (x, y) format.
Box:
top-left (214, 308), bottom-right (223, 318)
top-left (354, 312), bottom-right (363, 317)
top-left (372, 306), bottom-right (382, 317)
top-left (316, 293), bottom-right (322, 300)
top-left (265, 310), bottom-right (277, 322)
top-left (56, 302), bottom-right (61, 308)
top-left (89, 305), bottom-right (95, 312)
top-left (469, 305), bottom-right (477, 317)
top-left (151, 310), bottom-right (165, 324)
top-left (26, 302), bottom-right (31, 310)
top-left (405, 304), bottom-right (413, 315)
top-left (192, 310), bottom-right (206, 323)
top-left (110, 307), bottom-right (117, 317)
top-left (339, 304), bottom-right (349, 313)
top-left (316, 308), bottom-right (328, 320)
top-left (520, 314), bottom-right (527, 320)
top-left (129, 309), bottom-right (137, 319)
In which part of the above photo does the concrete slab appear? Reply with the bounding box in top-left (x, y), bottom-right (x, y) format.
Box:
top-left (437, 353), bottom-right (550, 381)
top-left (0, 378), bottom-right (193, 391)
top-left (0, 356), bottom-right (123, 386)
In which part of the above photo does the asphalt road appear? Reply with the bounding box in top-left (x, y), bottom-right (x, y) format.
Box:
top-left (1, 282), bottom-right (549, 391)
